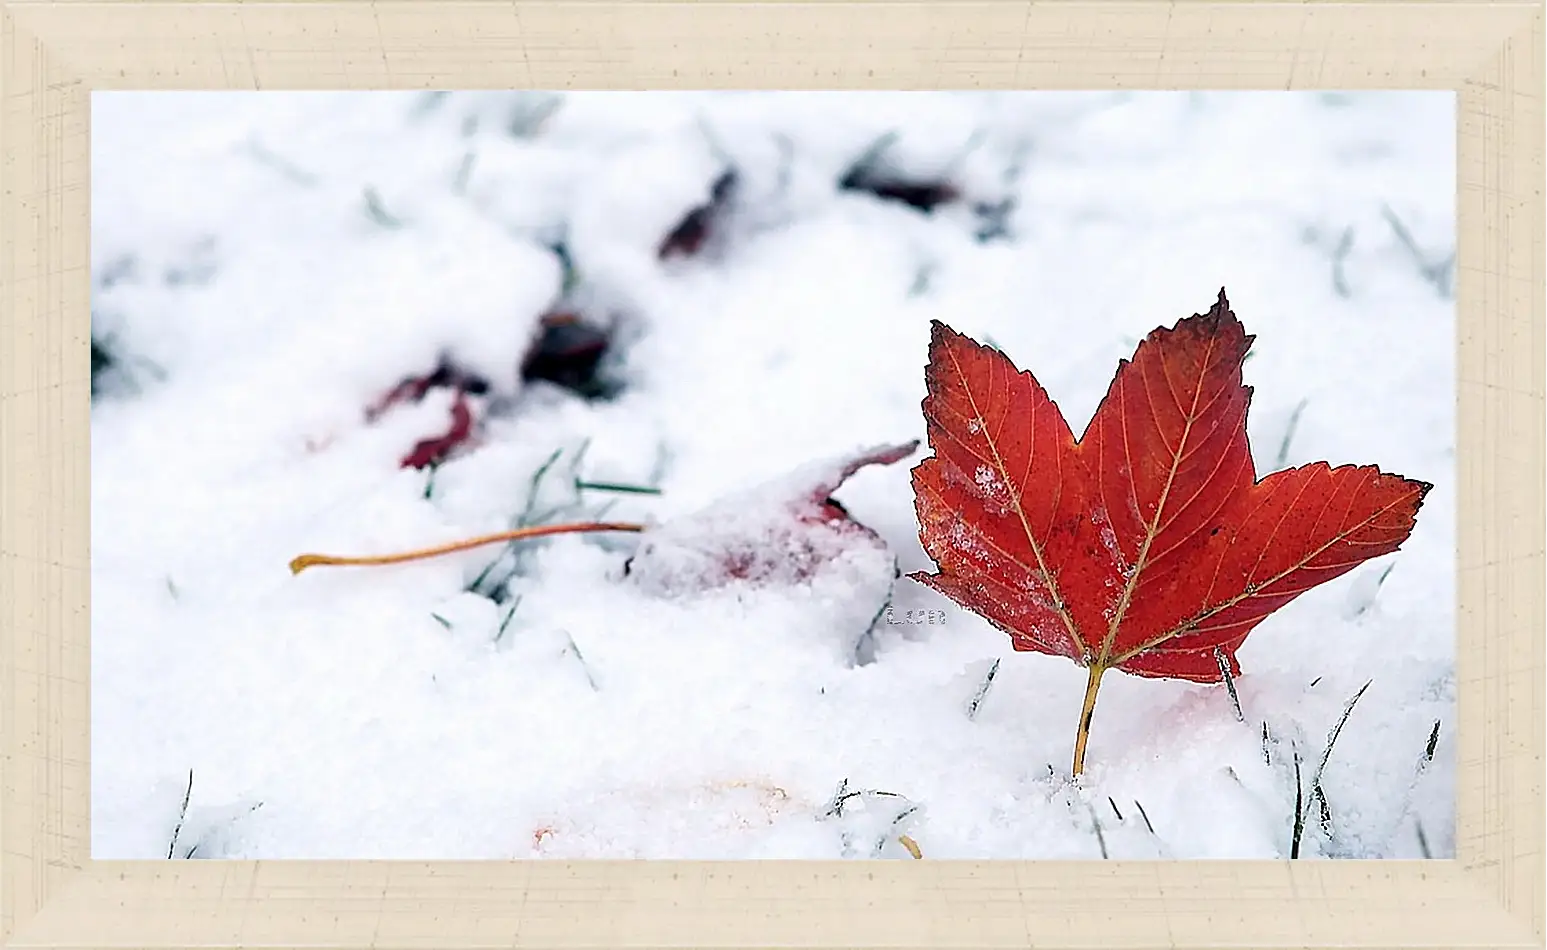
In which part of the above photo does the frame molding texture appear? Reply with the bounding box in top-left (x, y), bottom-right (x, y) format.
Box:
top-left (1, 2), bottom-right (1541, 948)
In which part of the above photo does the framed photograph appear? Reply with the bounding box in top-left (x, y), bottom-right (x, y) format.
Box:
top-left (2, 3), bottom-right (1540, 948)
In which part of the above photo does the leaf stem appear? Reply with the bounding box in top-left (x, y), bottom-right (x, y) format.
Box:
top-left (289, 521), bottom-right (646, 575)
top-left (1071, 663), bottom-right (1107, 777)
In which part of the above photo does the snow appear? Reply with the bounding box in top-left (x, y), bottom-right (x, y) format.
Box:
top-left (91, 90), bottom-right (1455, 861)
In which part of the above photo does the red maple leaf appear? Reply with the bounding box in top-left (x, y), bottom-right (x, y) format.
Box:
top-left (910, 289), bottom-right (1430, 776)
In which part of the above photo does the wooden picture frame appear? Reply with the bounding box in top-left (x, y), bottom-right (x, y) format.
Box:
top-left (1, 2), bottom-right (1540, 947)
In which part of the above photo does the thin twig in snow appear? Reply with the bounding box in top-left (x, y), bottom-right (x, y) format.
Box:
top-left (452, 152), bottom-right (476, 195)
top-left (574, 480), bottom-right (663, 496)
top-left (869, 802), bottom-right (922, 857)
top-left (363, 187), bottom-right (403, 228)
top-left (647, 441), bottom-right (674, 487)
top-left (1133, 799), bottom-right (1155, 835)
top-left (1381, 204), bottom-right (1455, 297)
top-left (1309, 680), bottom-right (1373, 801)
top-left (467, 446), bottom-right (572, 594)
top-left (823, 778), bottom-right (851, 817)
top-left (494, 596), bottom-right (522, 645)
top-left (1349, 563), bottom-right (1396, 619)
top-left (1089, 803), bottom-right (1109, 859)
top-left (1290, 745), bottom-right (1305, 859)
top-left (1274, 399), bottom-right (1309, 469)
top-left (769, 133), bottom-right (795, 201)
top-left (167, 769), bottom-right (194, 860)
top-left (1382, 719), bottom-right (1446, 853)
top-left (507, 94), bottom-right (562, 138)
top-left (824, 778), bottom-right (909, 819)
top-left (518, 447), bottom-right (568, 526)
top-left (944, 128), bottom-right (988, 175)
top-left (1331, 227), bottom-right (1355, 298)
top-left (843, 131), bottom-right (900, 183)
top-left (853, 590), bottom-right (891, 668)
top-left (184, 801), bottom-right (263, 859)
top-left (693, 113), bottom-right (735, 167)
top-left (244, 139), bottom-right (319, 187)
top-left (966, 658), bottom-right (1001, 721)
top-left (1214, 648), bottom-right (1243, 721)
top-left (411, 90), bottom-right (450, 116)
top-left (1305, 680), bottom-right (1373, 846)
top-left (561, 633), bottom-right (599, 692)
top-left (909, 265), bottom-right (935, 297)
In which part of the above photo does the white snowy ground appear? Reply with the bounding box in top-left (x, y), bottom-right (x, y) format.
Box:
top-left (90, 91), bottom-right (1456, 861)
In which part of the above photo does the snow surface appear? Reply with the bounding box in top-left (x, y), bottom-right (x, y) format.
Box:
top-left (91, 90), bottom-right (1455, 861)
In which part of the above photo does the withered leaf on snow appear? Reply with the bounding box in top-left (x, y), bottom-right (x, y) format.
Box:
top-left (626, 441), bottom-right (919, 595)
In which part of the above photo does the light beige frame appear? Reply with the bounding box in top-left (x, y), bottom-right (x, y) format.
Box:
top-left (1, 2), bottom-right (1541, 947)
